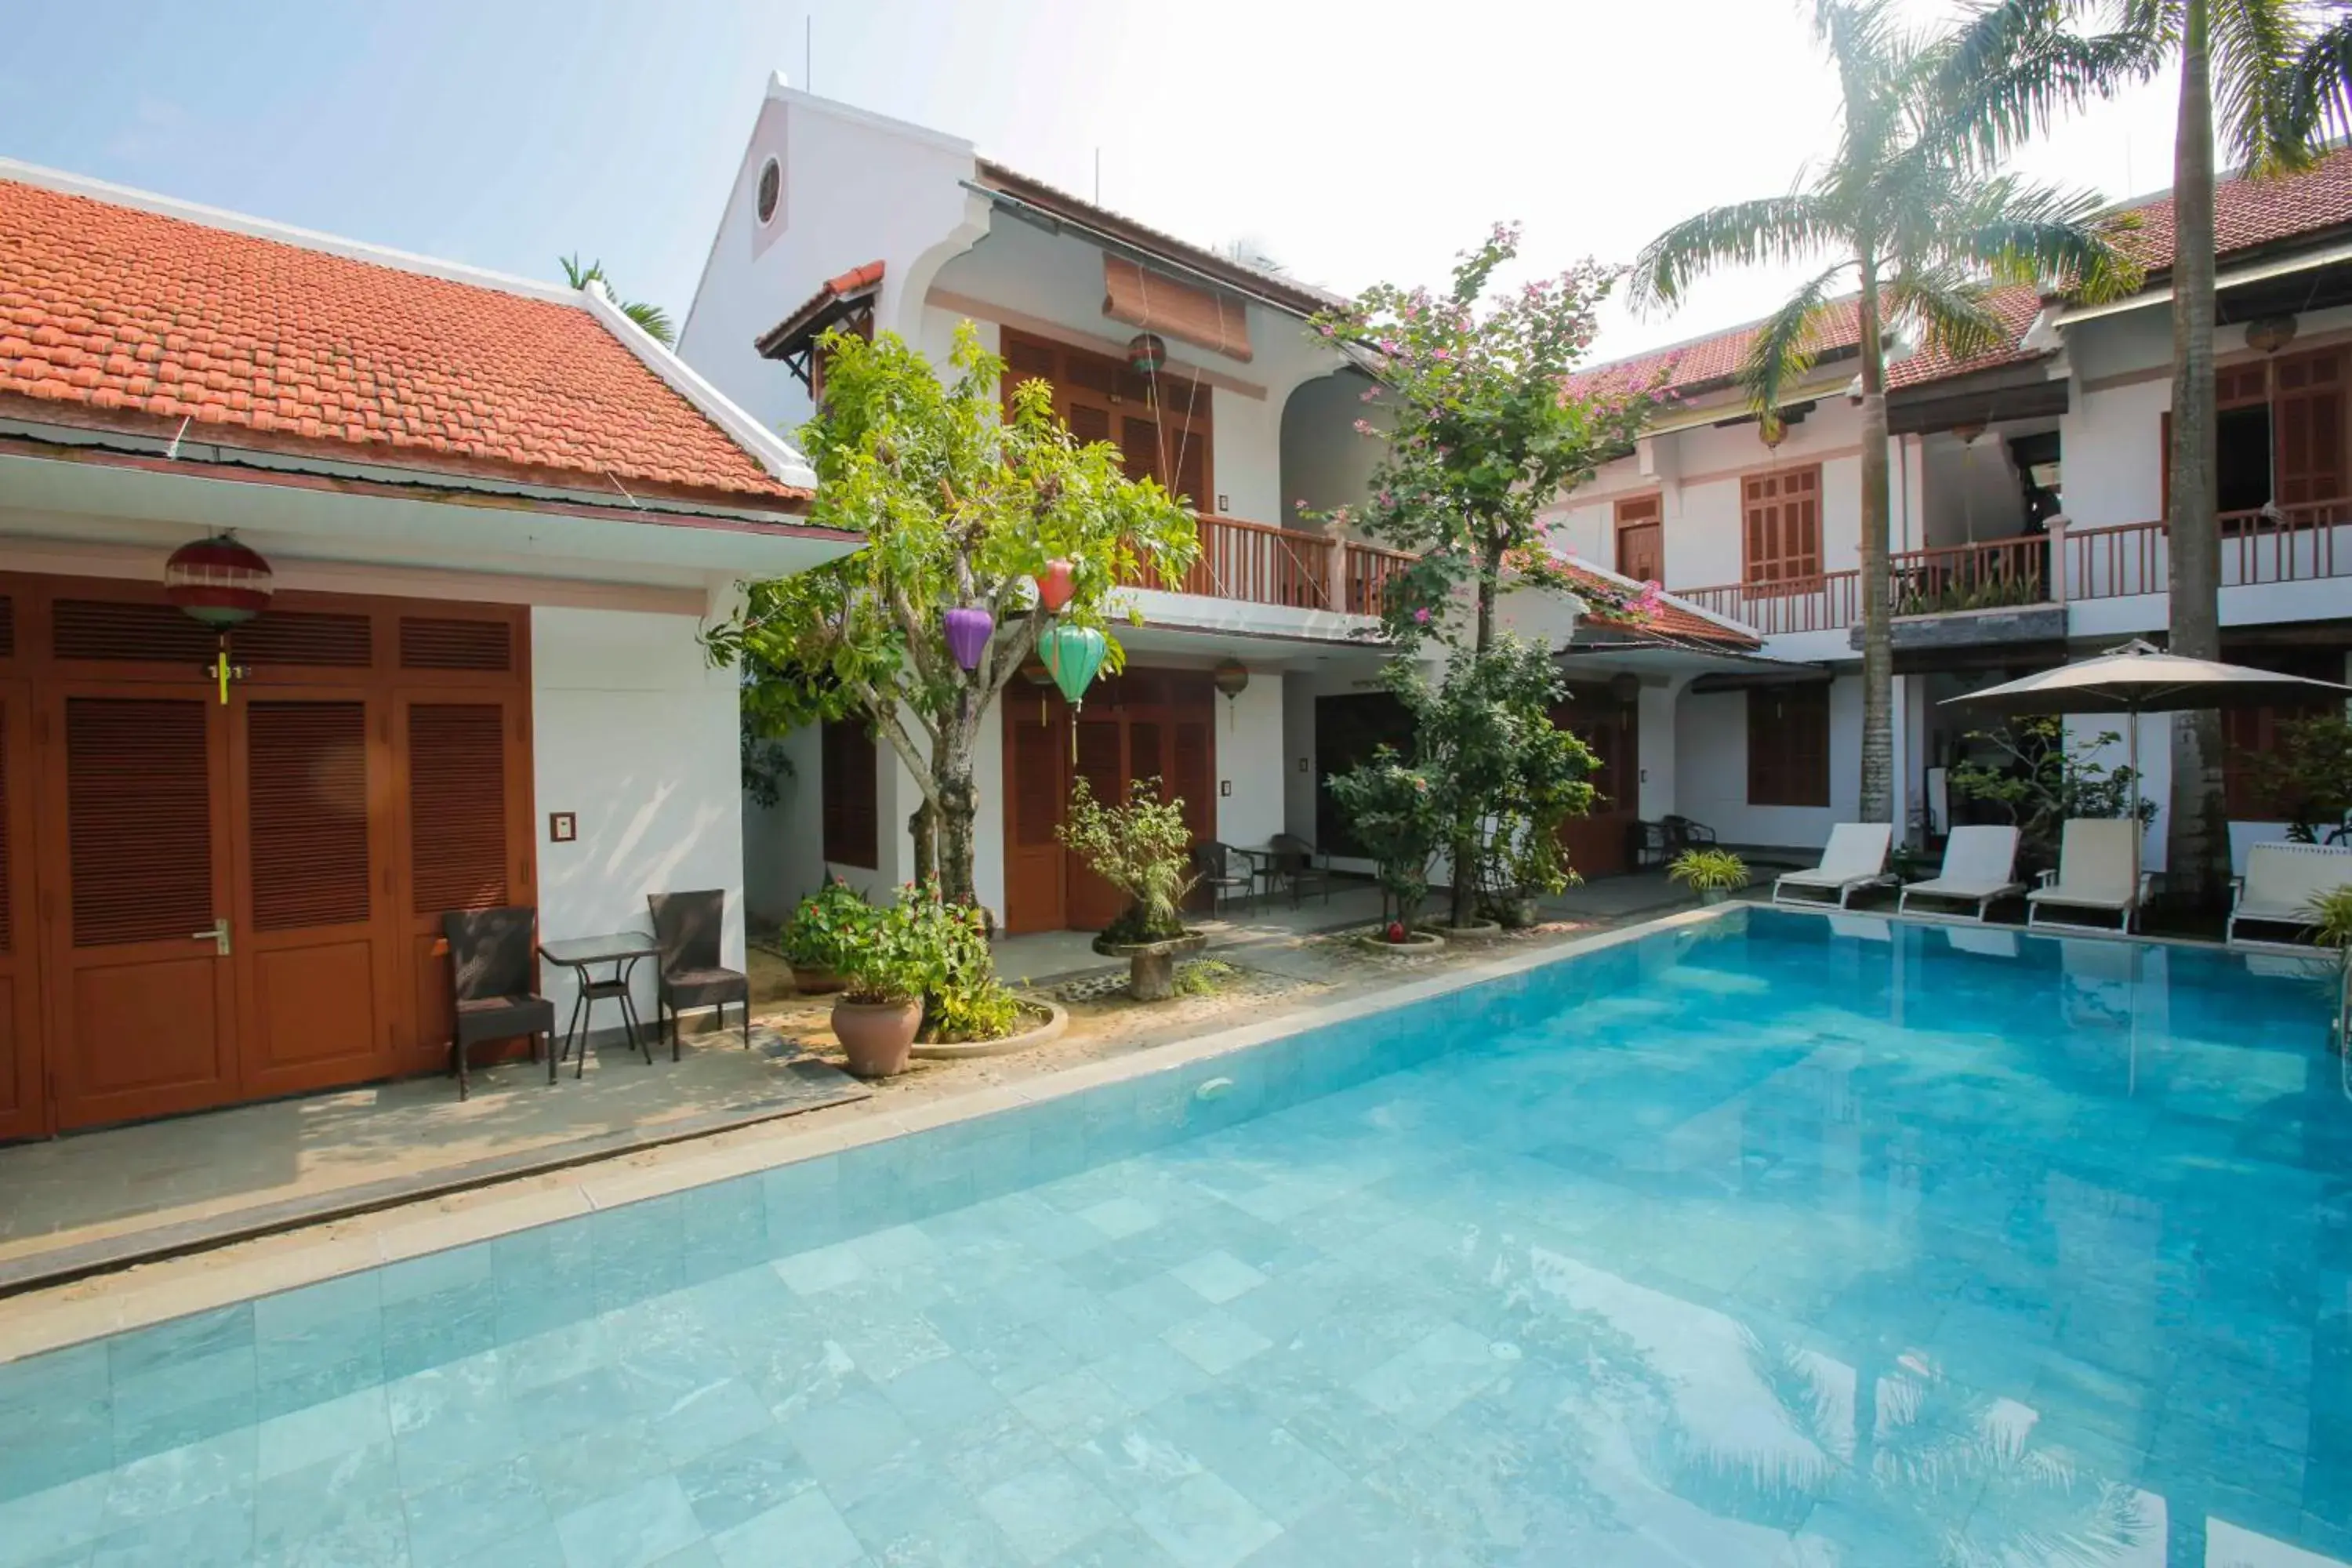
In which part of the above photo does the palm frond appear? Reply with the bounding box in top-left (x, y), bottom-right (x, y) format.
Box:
top-left (1739, 262), bottom-right (1853, 426)
top-left (1942, 174), bottom-right (2145, 302)
top-left (623, 299), bottom-right (677, 347)
top-left (1884, 264), bottom-right (2007, 365)
top-left (1632, 194), bottom-right (1841, 310)
top-left (2212, 0), bottom-right (2322, 173)
top-left (2285, 11), bottom-right (2352, 143)
top-left (1924, 0), bottom-right (2166, 165)
top-left (558, 253), bottom-right (600, 291)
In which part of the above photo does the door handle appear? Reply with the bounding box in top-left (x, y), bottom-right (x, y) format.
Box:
top-left (191, 918), bottom-right (230, 956)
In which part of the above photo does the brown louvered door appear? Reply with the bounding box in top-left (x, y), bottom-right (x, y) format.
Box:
top-left (231, 692), bottom-right (399, 1098)
top-left (398, 692), bottom-right (532, 1073)
top-left (1065, 712), bottom-right (1128, 933)
top-left (42, 684), bottom-right (240, 1129)
top-left (1002, 690), bottom-right (1069, 935)
top-left (0, 680), bottom-right (41, 1141)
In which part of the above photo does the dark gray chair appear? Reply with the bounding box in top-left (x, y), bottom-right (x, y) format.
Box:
top-left (1192, 841), bottom-right (1254, 917)
top-left (443, 906), bottom-right (555, 1100)
top-left (649, 890), bottom-right (751, 1056)
top-left (1664, 815), bottom-right (1719, 855)
top-left (1265, 833), bottom-right (1334, 908)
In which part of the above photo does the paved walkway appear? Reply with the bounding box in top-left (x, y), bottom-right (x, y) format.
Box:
top-left (0, 873), bottom-right (1697, 1298)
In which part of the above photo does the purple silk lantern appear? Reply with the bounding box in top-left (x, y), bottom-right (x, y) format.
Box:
top-left (943, 606), bottom-right (993, 671)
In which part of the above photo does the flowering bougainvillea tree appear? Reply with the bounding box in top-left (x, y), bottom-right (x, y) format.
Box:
top-left (704, 323), bottom-right (1198, 909)
top-left (1306, 223), bottom-right (1666, 654)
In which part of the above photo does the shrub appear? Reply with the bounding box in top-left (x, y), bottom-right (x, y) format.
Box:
top-left (2306, 884), bottom-right (2352, 951)
top-left (782, 878), bottom-right (869, 971)
top-left (922, 894), bottom-right (1025, 1043)
top-left (1327, 747), bottom-right (1443, 926)
top-left (2246, 713), bottom-right (2352, 843)
top-left (1058, 775), bottom-right (1197, 942)
top-left (1946, 716), bottom-right (2153, 870)
top-left (1668, 848), bottom-right (1751, 894)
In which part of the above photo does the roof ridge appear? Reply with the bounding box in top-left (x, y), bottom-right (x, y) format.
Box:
top-left (0, 157), bottom-right (581, 304)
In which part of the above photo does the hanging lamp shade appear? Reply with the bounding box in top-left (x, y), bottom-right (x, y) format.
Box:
top-left (1212, 659), bottom-right (1249, 699)
top-left (1127, 332), bottom-right (1167, 376)
top-left (163, 532), bottom-right (273, 627)
top-left (1040, 624), bottom-right (1109, 705)
top-left (1035, 559), bottom-right (1076, 614)
top-left (942, 607), bottom-right (992, 671)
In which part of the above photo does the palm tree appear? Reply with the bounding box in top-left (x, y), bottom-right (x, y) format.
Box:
top-left (1933, 0), bottom-right (2314, 910)
top-left (1633, 0), bottom-right (2139, 828)
top-left (2288, 5), bottom-right (2352, 135)
top-left (557, 253), bottom-right (677, 347)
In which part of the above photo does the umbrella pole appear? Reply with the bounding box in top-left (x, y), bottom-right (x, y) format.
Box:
top-left (2129, 708), bottom-right (2143, 907)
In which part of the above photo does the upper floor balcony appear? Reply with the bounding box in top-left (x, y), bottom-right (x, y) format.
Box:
top-left (1124, 513), bottom-right (1413, 619)
top-left (1679, 502), bottom-right (2352, 644)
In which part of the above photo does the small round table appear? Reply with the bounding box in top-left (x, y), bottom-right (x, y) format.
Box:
top-left (536, 931), bottom-right (659, 1079)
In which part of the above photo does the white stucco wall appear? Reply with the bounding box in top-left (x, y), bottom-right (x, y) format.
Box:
top-left (1280, 369), bottom-right (1385, 518)
top-left (532, 605), bottom-right (746, 1024)
top-left (743, 724), bottom-right (822, 924)
top-left (1213, 677), bottom-right (1286, 849)
top-left (1672, 675), bottom-right (1862, 850)
top-left (677, 82), bottom-right (985, 444)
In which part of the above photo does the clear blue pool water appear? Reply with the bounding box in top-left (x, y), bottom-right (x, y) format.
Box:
top-left (2, 907), bottom-right (2349, 1568)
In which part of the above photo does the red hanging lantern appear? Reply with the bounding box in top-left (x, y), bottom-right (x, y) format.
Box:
top-left (163, 532), bottom-right (273, 627)
top-left (1035, 559), bottom-right (1075, 614)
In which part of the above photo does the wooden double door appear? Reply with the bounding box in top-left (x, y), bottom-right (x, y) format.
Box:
top-left (1002, 670), bottom-right (1216, 935)
top-left (1552, 681), bottom-right (1639, 882)
top-left (0, 576), bottom-right (533, 1139)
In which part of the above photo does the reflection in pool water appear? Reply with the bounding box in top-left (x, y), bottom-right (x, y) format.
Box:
top-left (0, 909), bottom-right (2346, 1566)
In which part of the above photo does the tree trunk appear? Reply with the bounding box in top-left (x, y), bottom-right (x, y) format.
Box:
top-left (934, 719), bottom-right (980, 909)
top-left (2166, 0), bottom-right (2230, 911)
top-left (908, 799), bottom-right (938, 888)
top-left (1856, 256), bottom-right (1896, 826)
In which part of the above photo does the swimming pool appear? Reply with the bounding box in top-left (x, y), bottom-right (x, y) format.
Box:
top-left (2, 907), bottom-right (2347, 1567)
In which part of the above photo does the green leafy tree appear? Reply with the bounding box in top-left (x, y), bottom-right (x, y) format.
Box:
top-left (558, 253), bottom-right (677, 347)
top-left (1634, 0), bottom-right (2140, 827)
top-left (1305, 226), bottom-right (1660, 655)
top-left (704, 323), bottom-right (1198, 908)
top-left (1325, 747), bottom-right (1443, 927)
top-left (1338, 637), bottom-right (1599, 927)
top-left (2243, 711), bottom-right (2352, 841)
top-left (1933, 0), bottom-right (2317, 909)
top-left (1056, 775), bottom-right (1199, 944)
top-left (1945, 715), bottom-right (2156, 869)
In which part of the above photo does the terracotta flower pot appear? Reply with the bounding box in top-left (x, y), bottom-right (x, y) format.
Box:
top-left (831, 996), bottom-right (924, 1078)
top-left (790, 963), bottom-right (844, 995)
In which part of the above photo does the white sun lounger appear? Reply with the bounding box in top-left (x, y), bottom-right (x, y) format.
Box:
top-left (1897, 826), bottom-right (2024, 923)
top-left (1772, 823), bottom-right (1894, 909)
top-left (2027, 818), bottom-right (2149, 933)
top-left (2226, 841), bottom-right (2352, 946)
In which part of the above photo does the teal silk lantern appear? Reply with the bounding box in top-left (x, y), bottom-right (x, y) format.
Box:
top-left (1040, 624), bottom-right (1109, 759)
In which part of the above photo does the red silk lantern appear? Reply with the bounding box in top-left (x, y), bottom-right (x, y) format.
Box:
top-left (1035, 559), bottom-right (1075, 614)
top-left (163, 532), bottom-right (273, 627)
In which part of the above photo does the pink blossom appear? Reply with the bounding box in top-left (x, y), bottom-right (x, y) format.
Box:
top-left (1352, 418), bottom-right (1374, 435)
top-left (1414, 608), bottom-right (1432, 624)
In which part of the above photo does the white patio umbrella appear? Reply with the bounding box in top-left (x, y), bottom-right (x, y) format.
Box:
top-left (1940, 637), bottom-right (2352, 874)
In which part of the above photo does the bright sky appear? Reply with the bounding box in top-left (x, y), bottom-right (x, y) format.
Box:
top-left (0, 0), bottom-right (2184, 365)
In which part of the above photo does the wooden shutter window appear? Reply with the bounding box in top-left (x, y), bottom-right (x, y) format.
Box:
top-left (408, 703), bottom-right (509, 914)
top-left (0, 698), bottom-right (9, 954)
top-left (1742, 466), bottom-right (1822, 590)
top-left (67, 698), bottom-right (214, 946)
top-left (1011, 714), bottom-right (1062, 848)
top-left (1068, 404), bottom-right (1112, 446)
top-left (1172, 720), bottom-right (1213, 845)
top-left (0, 595), bottom-right (13, 659)
top-left (2274, 347), bottom-right (2347, 507)
top-left (53, 601), bottom-right (218, 663)
top-left (401, 617), bottom-right (514, 672)
top-left (1747, 684), bottom-right (1830, 808)
top-left (248, 702), bottom-right (371, 931)
top-left (821, 719), bottom-right (879, 869)
top-left (1616, 494), bottom-right (1664, 583)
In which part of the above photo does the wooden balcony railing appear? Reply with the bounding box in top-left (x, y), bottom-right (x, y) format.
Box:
top-left (1889, 535), bottom-right (2047, 614)
top-left (1344, 541), bottom-right (1414, 617)
top-left (2064, 502), bottom-right (2352, 600)
top-left (1679, 572), bottom-right (1864, 636)
top-left (1123, 514), bottom-right (1412, 616)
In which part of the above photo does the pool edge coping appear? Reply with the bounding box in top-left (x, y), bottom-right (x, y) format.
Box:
top-left (0, 904), bottom-right (1737, 1363)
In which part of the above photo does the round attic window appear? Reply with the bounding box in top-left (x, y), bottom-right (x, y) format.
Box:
top-left (755, 158), bottom-right (782, 226)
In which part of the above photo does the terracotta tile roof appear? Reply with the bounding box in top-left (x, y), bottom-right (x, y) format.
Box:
top-left (1576, 145), bottom-right (2352, 407)
top-left (1557, 559), bottom-right (1761, 650)
top-left (2114, 140), bottom-right (2352, 276)
top-left (971, 161), bottom-right (1343, 319)
top-left (0, 175), bottom-right (806, 505)
top-left (754, 259), bottom-right (884, 360)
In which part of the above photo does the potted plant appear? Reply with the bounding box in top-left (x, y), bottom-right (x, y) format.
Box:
top-left (1668, 847), bottom-right (1751, 906)
top-left (829, 887), bottom-right (946, 1078)
top-left (1327, 749), bottom-right (1447, 952)
top-left (1058, 776), bottom-right (1203, 1000)
top-left (782, 878), bottom-right (866, 993)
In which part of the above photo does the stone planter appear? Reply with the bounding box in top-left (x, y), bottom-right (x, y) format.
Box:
top-left (912, 1000), bottom-right (1069, 1060)
top-left (830, 996), bottom-right (924, 1078)
top-left (1098, 931), bottom-right (1209, 1003)
top-left (1418, 917), bottom-right (1503, 943)
top-left (1697, 887), bottom-right (1732, 906)
top-left (789, 962), bottom-right (844, 996)
top-left (1490, 897), bottom-right (1541, 931)
top-left (1352, 929), bottom-right (1446, 956)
